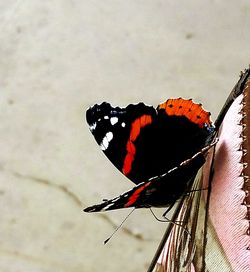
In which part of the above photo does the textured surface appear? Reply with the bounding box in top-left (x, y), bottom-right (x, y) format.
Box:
top-left (0, 1), bottom-right (250, 271)
top-left (210, 94), bottom-right (249, 271)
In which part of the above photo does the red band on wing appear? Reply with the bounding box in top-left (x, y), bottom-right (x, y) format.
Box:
top-left (125, 182), bottom-right (150, 207)
top-left (158, 98), bottom-right (212, 127)
top-left (122, 115), bottom-right (152, 176)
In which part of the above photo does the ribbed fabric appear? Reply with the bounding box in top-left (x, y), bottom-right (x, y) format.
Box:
top-left (208, 94), bottom-right (250, 272)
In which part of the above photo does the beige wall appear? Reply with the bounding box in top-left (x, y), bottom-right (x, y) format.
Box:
top-left (0, 1), bottom-right (250, 271)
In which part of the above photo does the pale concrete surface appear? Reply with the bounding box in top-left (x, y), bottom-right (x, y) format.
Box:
top-left (0, 1), bottom-right (249, 271)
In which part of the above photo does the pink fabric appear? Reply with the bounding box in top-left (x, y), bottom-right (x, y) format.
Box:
top-left (208, 94), bottom-right (250, 271)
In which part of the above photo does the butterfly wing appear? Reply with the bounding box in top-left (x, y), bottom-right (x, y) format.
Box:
top-left (84, 141), bottom-right (216, 213)
top-left (86, 99), bottom-right (213, 185)
top-left (86, 102), bottom-right (156, 184)
top-left (84, 166), bottom-right (199, 213)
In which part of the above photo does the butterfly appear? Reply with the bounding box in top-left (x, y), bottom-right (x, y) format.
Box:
top-left (84, 68), bottom-right (250, 271)
top-left (84, 98), bottom-right (215, 213)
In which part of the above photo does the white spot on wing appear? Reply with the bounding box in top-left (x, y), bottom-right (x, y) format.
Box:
top-left (110, 117), bottom-right (118, 125)
top-left (106, 132), bottom-right (113, 141)
top-left (100, 138), bottom-right (109, 150)
top-left (104, 116), bottom-right (109, 119)
top-left (103, 203), bottom-right (114, 210)
top-left (121, 122), bottom-right (125, 127)
top-left (100, 131), bottom-right (113, 151)
top-left (89, 122), bottom-right (97, 131)
top-left (103, 197), bottom-right (119, 210)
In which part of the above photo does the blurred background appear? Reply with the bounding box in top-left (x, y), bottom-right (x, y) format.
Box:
top-left (0, 1), bottom-right (250, 271)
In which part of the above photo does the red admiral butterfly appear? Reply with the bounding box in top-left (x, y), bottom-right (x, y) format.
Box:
top-left (84, 68), bottom-right (250, 271)
top-left (84, 98), bottom-right (214, 212)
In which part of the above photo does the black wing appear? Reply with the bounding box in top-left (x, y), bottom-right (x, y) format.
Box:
top-left (86, 100), bottom-right (213, 184)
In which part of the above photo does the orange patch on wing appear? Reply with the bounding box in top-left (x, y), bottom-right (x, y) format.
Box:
top-left (122, 114), bottom-right (152, 175)
top-left (125, 182), bottom-right (151, 207)
top-left (158, 98), bottom-right (212, 128)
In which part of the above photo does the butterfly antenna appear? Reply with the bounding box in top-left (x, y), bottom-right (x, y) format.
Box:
top-left (104, 208), bottom-right (135, 244)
